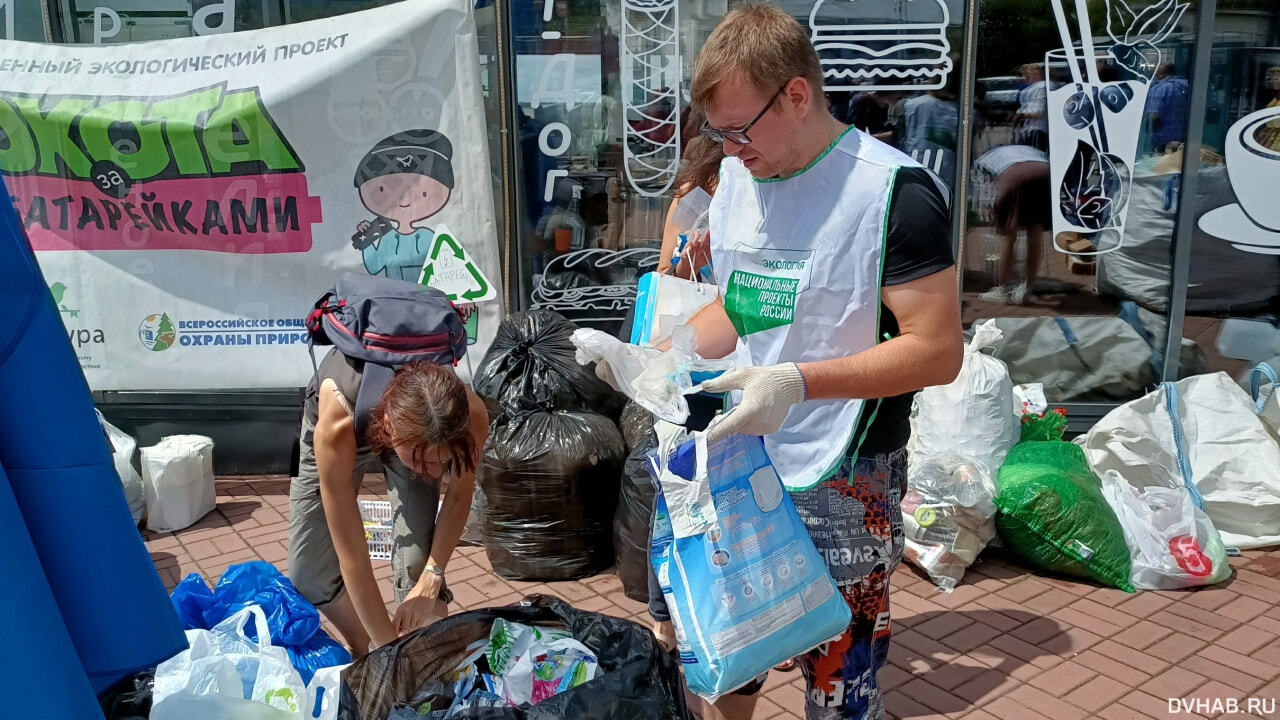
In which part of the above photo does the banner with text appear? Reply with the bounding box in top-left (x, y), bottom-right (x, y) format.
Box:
top-left (1, 0), bottom-right (501, 390)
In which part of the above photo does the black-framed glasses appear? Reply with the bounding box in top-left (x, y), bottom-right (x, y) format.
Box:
top-left (699, 82), bottom-right (789, 145)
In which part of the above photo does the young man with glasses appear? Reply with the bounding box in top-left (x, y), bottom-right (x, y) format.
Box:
top-left (682, 4), bottom-right (963, 719)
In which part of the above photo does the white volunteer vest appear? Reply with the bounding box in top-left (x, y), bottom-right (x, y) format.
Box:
top-left (710, 128), bottom-right (933, 491)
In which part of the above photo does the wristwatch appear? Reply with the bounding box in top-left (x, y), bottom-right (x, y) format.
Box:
top-left (424, 563), bottom-right (445, 577)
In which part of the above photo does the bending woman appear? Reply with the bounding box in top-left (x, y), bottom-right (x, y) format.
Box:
top-left (289, 351), bottom-right (488, 655)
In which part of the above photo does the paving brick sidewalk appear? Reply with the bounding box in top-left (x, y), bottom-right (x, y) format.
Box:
top-left (146, 476), bottom-right (1280, 720)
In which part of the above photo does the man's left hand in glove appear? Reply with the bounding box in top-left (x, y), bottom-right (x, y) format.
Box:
top-left (701, 363), bottom-right (806, 443)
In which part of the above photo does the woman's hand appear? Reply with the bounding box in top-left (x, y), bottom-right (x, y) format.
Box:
top-left (393, 585), bottom-right (447, 636)
top-left (686, 230), bottom-right (711, 275)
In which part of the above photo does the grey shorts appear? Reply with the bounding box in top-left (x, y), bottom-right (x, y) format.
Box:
top-left (288, 416), bottom-right (451, 608)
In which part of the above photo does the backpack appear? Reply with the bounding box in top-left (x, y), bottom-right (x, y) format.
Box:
top-left (306, 273), bottom-right (467, 440)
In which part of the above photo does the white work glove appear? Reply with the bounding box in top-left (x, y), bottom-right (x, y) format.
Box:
top-left (702, 363), bottom-right (807, 442)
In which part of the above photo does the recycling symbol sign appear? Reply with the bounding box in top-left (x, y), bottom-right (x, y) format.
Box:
top-left (416, 223), bottom-right (496, 303)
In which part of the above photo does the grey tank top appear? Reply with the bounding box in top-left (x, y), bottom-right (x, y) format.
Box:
top-left (303, 347), bottom-right (368, 447)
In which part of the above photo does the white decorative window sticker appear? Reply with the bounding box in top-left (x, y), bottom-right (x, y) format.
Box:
top-left (808, 0), bottom-right (954, 92)
top-left (620, 0), bottom-right (681, 197)
top-left (1046, 0), bottom-right (1187, 256)
top-left (1198, 105), bottom-right (1280, 255)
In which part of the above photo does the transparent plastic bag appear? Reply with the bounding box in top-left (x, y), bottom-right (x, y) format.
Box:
top-left (901, 455), bottom-right (998, 592)
top-left (571, 326), bottom-right (733, 425)
top-left (1099, 471), bottom-right (1231, 590)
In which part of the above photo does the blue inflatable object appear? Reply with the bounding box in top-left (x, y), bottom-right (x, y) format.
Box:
top-left (0, 461), bottom-right (105, 718)
top-left (0, 179), bottom-right (186, 700)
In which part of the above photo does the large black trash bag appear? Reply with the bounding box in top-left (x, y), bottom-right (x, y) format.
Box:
top-left (474, 310), bottom-right (625, 419)
top-left (482, 410), bottom-right (624, 580)
top-left (339, 595), bottom-right (691, 720)
top-left (615, 402), bottom-right (658, 602)
top-left (618, 400), bottom-right (653, 454)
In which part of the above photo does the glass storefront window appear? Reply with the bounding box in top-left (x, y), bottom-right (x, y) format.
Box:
top-left (960, 0), bottom-right (1198, 403)
top-left (2, 0), bottom-right (51, 41)
top-left (1183, 0), bottom-right (1280, 387)
top-left (511, 0), bottom-right (969, 338)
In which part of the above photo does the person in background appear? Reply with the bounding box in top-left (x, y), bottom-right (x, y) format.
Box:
top-left (1012, 63), bottom-right (1049, 151)
top-left (656, 108), bottom-right (724, 280)
top-left (1145, 62), bottom-right (1189, 154)
top-left (665, 5), bottom-right (963, 718)
top-left (289, 354), bottom-right (488, 656)
top-left (900, 63), bottom-right (961, 192)
top-left (844, 90), bottom-right (903, 143)
top-left (975, 144), bottom-right (1051, 305)
top-left (643, 105), bottom-right (727, 653)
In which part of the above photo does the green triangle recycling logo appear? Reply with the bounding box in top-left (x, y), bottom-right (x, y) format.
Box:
top-left (417, 223), bottom-right (496, 303)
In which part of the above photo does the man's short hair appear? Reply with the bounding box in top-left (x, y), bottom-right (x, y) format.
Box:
top-left (691, 3), bottom-right (824, 113)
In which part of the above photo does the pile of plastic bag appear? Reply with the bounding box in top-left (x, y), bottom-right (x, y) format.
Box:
top-left (386, 618), bottom-right (600, 717)
top-left (904, 321), bottom-right (1014, 590)
top-left (151, 605), bottom-right (346, 720)
top-left (169, 562), bottom-right (350, 684)
top-left (340, 595), bottom-right (689, 720)
top-left (473, 311), bottom-right (627, 580)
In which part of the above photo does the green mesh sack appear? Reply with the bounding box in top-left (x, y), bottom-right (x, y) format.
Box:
top-left (995, 439), bottom-right (1135, 593)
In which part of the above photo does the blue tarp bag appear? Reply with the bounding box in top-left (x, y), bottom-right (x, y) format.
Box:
top-left (287, 631), bottom-right (352, 685)
top-left (170, 562), bottom-right (351, 683)
top-left (649, 431), bottom-right (851, 701)
top-left (205, 562), bottom-right (322, 646)
top-left (169, 572), bottom-right (215, 630)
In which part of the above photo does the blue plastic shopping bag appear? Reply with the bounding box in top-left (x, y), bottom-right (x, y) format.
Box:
top-left (649, 431), bottom-right (851, 700)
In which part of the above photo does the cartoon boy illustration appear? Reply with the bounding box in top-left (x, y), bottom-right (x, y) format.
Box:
top-left (351, 129), bottom-right (454, 281)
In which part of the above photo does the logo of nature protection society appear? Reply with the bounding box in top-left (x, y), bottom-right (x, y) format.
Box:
top-left (138, 313), bottom-right (177, 352)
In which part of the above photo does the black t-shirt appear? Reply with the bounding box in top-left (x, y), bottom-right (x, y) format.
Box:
top-left (849, 166), bottom-right (955, 456)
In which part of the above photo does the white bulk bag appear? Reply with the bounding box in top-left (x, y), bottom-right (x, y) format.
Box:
top-left (96, 410), bottom-right (145, 525)
top-left (1083, 373), bottom-right (1280, 549)
top-left (142, 434), bottom-right (216, 532)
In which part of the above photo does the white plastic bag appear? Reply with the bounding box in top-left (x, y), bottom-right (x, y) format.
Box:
top-left (571, 326), bottom-right (733, 425)
top-left (909, 320), bottom-right (1019, 476)
top-left (901, 455), bottom-right (998, 591)
top-left (1084, 373), bottom-right (1280, 549)
top-left (142, 434), bottom-right (216, 532)
top-left (96, 409), bottom-right (145, 525)
top-left (630, 271), bottom-right (719, 347)
top-left (903, 321), bottom-right (1014, 587)
top-left (1099, 470), bottom-right (1231, 589)
top-left (153, 606), bottom-right (307, 720)
top-left (303, 663), bottom-right (348, 720)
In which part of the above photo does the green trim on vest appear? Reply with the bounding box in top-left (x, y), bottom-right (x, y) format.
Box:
top-left (754, 125), bottom-right (858, 184)
top-left (784, 165), bottom-right (897, 492)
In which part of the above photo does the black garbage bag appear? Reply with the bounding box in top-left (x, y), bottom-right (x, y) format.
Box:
top-left (474, 310), bottom-right (624, 419)
top-left (615, 419), bottom-right (658, 603)
top-left (99, 669), bottom-right (153, 720)
top-left (482, 410), bottom-right (624, 580)
top-left (339, 595), bottom-right (690, 720)
top-left (617, 400), bottom-right (652, 454)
